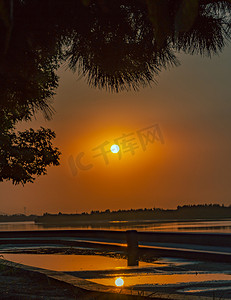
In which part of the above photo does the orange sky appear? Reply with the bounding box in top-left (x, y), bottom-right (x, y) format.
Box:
top-left (1, 48), bottom-right (231, 214)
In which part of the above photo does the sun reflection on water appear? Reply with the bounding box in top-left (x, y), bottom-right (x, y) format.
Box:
top-left (115, 277), bottom-right (124, 287)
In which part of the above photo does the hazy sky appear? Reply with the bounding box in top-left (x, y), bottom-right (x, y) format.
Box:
top-left (1, 45), bottom-right (231, 215)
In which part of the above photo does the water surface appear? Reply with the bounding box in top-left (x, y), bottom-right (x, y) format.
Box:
top-left (1, 220), bottom-right (231, 233)
top-left (3, 253), bottom-right (231, 290)
top-left (2, 253), bottom-right (157, 271)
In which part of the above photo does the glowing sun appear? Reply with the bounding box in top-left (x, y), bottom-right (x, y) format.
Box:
top-left (111, 144), bottom-right (120, 153)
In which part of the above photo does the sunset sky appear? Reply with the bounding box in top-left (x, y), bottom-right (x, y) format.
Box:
top-left (1, 45), bottom-right (231, 215)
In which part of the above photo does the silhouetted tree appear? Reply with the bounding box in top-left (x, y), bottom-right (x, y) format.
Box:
top-left (0, 114), bottom-right (60, 184)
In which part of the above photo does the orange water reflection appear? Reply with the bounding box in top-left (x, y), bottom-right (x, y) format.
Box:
top-left (3, 253), bottom-right (231, 287)
top-left (2, 220), bottom-right (231, 233)
top-left (2, 254), bottom-right (155, 271)
top-left (91, 273), bottom-right (231, 287)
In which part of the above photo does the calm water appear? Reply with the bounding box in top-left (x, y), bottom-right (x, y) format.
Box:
top-left (1, 219), bottom-right (231, 232)
top-left (2, 254), bottom-right (155, 271)
top-left (91, 273), bottom-right (231, 287)
top-left (3, 253), bottom-right (231, 291)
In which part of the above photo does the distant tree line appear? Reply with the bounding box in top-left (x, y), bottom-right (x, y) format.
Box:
top-left (34, 204), bottom-right (231, 224)
top-left (0, 214), bottom-right (37, 222)
top-left (1, 204), bottom-right (230, 223)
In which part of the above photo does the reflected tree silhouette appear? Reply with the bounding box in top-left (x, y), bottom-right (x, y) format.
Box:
top-left (0, 0), bottom-right (230, 184)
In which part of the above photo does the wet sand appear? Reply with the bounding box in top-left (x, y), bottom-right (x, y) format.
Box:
top-left (0, 266), bottom-right (76, 299)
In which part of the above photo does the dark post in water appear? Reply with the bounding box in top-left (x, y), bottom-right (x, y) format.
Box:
top-left (126, 230), bottom-right (139, 266)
